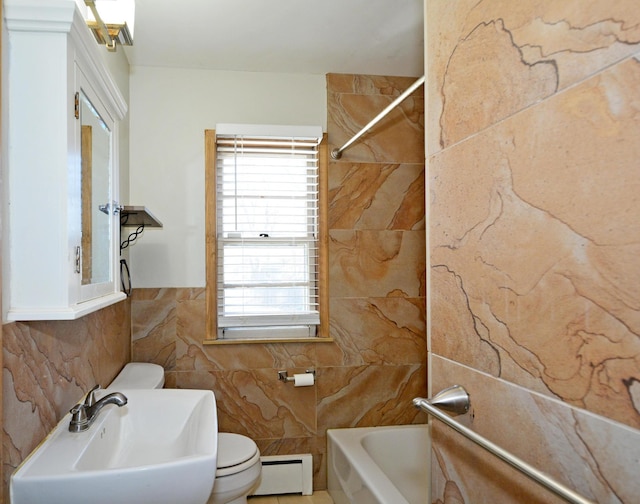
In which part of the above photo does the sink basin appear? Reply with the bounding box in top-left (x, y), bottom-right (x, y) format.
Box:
top-left (11, 389), bottom-right (218, 504)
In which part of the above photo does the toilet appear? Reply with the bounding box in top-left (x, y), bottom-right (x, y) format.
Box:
top-left (108, 363), bottom-right (262, 504)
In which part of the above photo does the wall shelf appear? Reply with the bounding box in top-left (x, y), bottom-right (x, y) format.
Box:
top-left (120, 206), bottom-right (163, 228)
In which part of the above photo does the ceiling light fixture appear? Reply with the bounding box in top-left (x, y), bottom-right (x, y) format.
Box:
top-left (84, 0), bottom-right (135, 52)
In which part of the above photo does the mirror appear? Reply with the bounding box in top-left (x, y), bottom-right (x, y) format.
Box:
top-left (80, 90), bottom-right (112, 286)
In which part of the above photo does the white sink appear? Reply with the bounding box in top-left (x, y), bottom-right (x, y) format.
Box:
top-left (11, 389), bottom-right (218, 504)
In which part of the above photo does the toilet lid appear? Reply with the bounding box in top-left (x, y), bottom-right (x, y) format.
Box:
top-left (217, 433), bottom-right (259, 470)
top-left (107, 363), bottom-right (165, 390)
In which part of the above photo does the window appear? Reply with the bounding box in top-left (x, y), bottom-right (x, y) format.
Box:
top-left (205, 125), bottom-right (328, 342)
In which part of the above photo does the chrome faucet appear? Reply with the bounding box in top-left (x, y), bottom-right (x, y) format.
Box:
top-left (69, 385), bottom-right (128, 433)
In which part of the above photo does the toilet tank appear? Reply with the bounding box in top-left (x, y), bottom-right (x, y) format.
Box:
top-left (107, 362), bottom-right (165, 390)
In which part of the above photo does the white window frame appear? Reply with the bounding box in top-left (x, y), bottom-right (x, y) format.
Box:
top-left (205, 125), bottom-right (328, 342)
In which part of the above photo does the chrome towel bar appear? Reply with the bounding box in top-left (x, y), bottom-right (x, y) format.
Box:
top-left (414, 386), bottom-right (595, 504)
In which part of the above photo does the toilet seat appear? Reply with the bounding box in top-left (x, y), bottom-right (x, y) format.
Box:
top-left (216, 433), bottom-right (260, 477)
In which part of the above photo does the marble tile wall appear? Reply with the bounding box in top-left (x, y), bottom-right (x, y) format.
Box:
top-left (131, 73), bottom-right (427, 490)
top-left (427, 1), bottom-right (640, 502)
top-left (1, 301), bottom-right (131, 503)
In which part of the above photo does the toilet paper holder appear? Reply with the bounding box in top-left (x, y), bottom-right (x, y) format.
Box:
top-left (278, 369), bottom-right (316, 383)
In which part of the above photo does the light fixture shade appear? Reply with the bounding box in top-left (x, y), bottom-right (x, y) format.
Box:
top-left (86, 0), bottom-right (135, 47)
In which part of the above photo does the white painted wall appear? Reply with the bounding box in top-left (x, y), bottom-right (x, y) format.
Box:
top-left (128, 66), bottom-right (327, 287)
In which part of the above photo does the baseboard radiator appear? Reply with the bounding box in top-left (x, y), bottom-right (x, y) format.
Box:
top-left (250, 454), bottom-right (313, 496)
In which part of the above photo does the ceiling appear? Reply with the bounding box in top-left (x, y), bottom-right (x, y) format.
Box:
top-left (123, 0), bottom-right (424, 77)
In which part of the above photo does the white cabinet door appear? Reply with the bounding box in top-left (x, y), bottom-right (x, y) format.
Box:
top-left (4, 0), bottom-right (127, 321)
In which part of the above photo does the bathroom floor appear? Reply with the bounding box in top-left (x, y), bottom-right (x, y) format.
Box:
top-left (249, 490), bottom-right (334, 504)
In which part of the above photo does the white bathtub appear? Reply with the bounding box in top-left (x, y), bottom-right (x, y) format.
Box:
top-left (327, 425), bottom-right (429, 504)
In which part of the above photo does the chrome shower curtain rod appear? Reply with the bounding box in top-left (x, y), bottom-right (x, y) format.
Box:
top-left (331, 74), bottom-right (425, 160)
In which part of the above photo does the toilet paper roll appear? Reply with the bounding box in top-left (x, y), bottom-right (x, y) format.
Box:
top-left (293, 373), bottom-right (314, 387)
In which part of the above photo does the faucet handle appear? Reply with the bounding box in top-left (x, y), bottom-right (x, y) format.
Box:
top-left (84, 384), bottom-right (101, 407)
top-left (69, 404), bottom-right (88, 432)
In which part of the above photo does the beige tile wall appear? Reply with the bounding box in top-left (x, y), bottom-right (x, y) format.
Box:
top-left (427, 1), bottom-right (640, 502)
top-left (131, 73), bottom-right (427, 490)
top-left (2, 301), bottom-right (131, 502)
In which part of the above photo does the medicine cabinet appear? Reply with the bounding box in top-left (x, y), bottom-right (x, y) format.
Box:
top-left (4, 0), bottom-right (127, 320)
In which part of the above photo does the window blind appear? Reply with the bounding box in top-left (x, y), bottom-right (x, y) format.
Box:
top-left (215, 128), bottom-right (322, 339)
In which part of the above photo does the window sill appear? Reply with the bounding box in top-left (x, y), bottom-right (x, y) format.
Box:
top-left (203, 337), bottom-right (334, 345)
